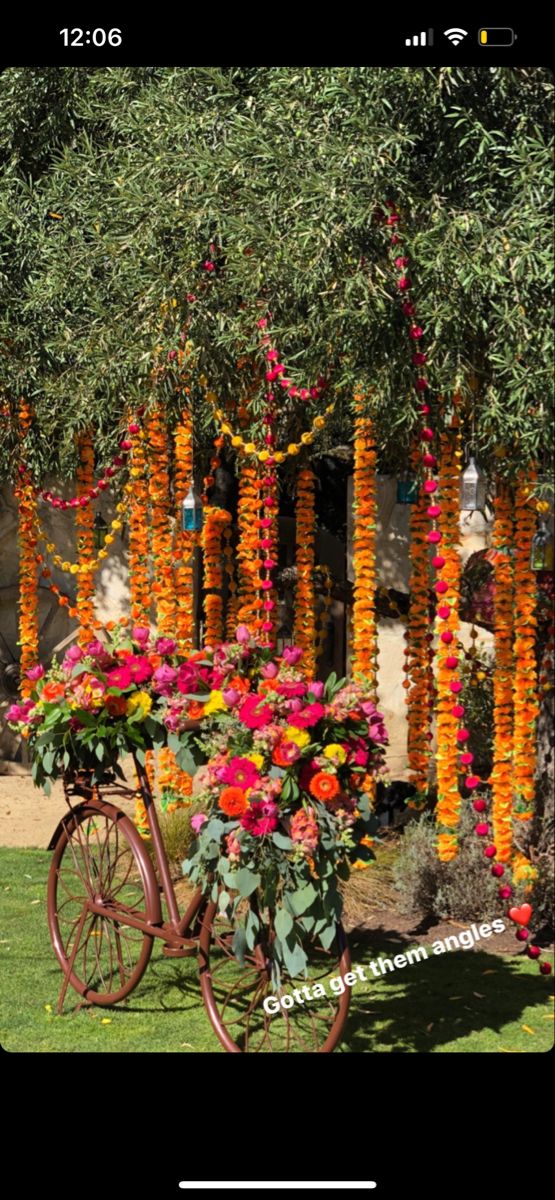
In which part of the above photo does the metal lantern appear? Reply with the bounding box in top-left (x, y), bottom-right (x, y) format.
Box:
top-left (460, 456), bottom-right (487, 512)
top-left (396, 476), bottom-right (419, 504)
top-left (93, 512), bottom-right (108, 551)
top-left (181, 483), bottom-right (203, 532)
top-left (530, 520), bottom-right (554, 572)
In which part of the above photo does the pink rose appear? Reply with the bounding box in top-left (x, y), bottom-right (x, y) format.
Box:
top-left (235, 625), bottom-right (251, 644)
top-left (282, 646), bottom-right (303, 666)
top-left (155, 637), bottom-right (176, 655)
top-left (152, 664), bottom-right (178, 695)
top-left (25, 664), bottom-right (45, 681)
top-left (191, 813), bottom-right (208, 833)
top-left (132, 626), bottom-right (150, 645)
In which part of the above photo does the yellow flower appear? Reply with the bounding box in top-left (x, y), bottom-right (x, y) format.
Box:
top-left (126, 691), bottom-right (152, 719)
top-left (231, 436), bottom-right (243, 448)
top-left (203, 689), bottom-right (227, 715)
top-left (359, 835), bottom-right (374, 849)
top-left (301, 432), bottom-right (314, 445)
top-left (287, 444), bottom-right (300, 456)
top-left (112, 520), bottom-right (122, 531)
top-left (244, 442), bottom-right (256, 455)
top-left (352, 859), bottom-right (370, 870)
top-left (246, 752), bottom-right (264, 770)
top-left (313, 417), bottom-right (326, 430)
top-left (323, 743), bottom-right (347, 764)
top-left (257, 450), bottom-right (270, 462)
top-left (284, 726), bottom-right (310, 748)
top-left (70, 564), bottom-right (79, 575)
top-left (273, 452), bottom-right (286, 464)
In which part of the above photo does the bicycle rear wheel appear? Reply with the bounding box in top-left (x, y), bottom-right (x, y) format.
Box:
top-left (48, 799), bottom-right (160, 1007)
top-left (199, 900), bottom-right (351, 1053)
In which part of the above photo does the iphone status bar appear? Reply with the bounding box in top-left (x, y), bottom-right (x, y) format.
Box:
top-left (0, 21), bottom-right (539, 66)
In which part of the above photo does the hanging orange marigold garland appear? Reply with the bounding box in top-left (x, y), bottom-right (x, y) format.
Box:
top-left (433, 425), bottom-right (463, 861)
top-left (202, 505), bottom-right (232, 646)
top-left (173, 407), bottom-right (196, 653)
top-left (15, 401), bottom-right (39, 697)
top-left (236, 463), bottom-right (260, 634)
top-left (75, 431), bottom-right (96, 645)
top-left (405, 441), bottom-right (434, 804)
top-left (489, 481), bottom-right (515, 863)
top-left (147, 404), bottom-right (177, 636)
top-left (129, 422), bottom-right (151, 628)
top-left (512, 469), bottom-right (539, 823)
top-left (352, 395), bottom-right (378, 689)
top-left (294, 467), bottom-right (317, 678)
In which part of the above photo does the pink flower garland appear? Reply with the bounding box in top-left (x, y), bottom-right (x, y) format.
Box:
top-left (30, 414), bottom-right (144, 510)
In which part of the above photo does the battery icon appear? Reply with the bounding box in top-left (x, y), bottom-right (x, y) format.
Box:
top-left (479, 27), bottom-right (516, 45)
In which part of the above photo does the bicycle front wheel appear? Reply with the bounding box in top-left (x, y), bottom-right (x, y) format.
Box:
top-left (199, 900), bottom-right (351, 1053)
top-left (48, 800), bottom-right (159, 1007)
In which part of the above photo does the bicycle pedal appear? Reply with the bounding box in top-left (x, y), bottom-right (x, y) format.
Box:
top-left (162, 942), bottom-right (197, 958)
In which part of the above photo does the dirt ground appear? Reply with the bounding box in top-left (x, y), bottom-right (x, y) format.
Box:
top-left (0, 763), bottom-right (137, 848)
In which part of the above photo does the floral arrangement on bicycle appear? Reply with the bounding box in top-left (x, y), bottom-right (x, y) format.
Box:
top-left (6, 627), bottom-right (179, 791)
top-left (163, 625), bottom-right (387, 976)
top-left (8, 621), bottom-right (387, 976)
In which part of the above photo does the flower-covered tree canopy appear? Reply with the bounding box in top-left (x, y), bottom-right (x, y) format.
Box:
top-left (0, 65), bottom-right (553, 487)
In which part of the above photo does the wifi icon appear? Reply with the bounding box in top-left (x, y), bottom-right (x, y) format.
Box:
top-left (444, 27), bottom-right (468, 45)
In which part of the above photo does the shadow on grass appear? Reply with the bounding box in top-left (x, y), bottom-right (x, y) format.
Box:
top-left (343, 924), bottom-right (554, 1051)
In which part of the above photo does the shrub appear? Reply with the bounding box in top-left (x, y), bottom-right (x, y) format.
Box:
top-left (157, 806), bottom-right (199, 868)
top-left (394, 808), bottom-right (500, 922)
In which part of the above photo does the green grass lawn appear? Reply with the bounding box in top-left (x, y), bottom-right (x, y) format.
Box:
top-left (1, 847), bottom-right (553, 1053)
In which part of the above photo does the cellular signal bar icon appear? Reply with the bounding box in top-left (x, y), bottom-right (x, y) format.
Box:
top-left (405, 29), bottom-right (434, 46)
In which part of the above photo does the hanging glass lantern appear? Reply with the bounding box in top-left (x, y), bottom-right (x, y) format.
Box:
top-left (530, 520), bottom-right (554, 572)
top-left (460, 456), bottom-right (487, 512)
top-left (396, 475), bottom-right (419, 504)
top-left (93, 512), bottom-right (108, 551)
top-left (181, 483), bottom-right (203, 532)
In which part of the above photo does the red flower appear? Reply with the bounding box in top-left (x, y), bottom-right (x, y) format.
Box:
top-left (287, 702), bottom-right (325, 729)
top-left (238, 694), bottom-right (274, 730)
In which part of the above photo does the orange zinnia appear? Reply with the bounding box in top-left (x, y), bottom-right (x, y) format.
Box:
top-left (219, 787), bottom-right (249, 817)
top-left (308, 772), bottom-right (340, 802)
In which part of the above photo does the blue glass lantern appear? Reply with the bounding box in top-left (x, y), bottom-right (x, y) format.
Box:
top-left (181, 484), bottom-right (203, 532)
top-left (396, 476), bottom-right (419, 504)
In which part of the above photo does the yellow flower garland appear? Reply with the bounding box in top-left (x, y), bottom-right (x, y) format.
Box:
top-left (201, 377), bottom-right (335, 463)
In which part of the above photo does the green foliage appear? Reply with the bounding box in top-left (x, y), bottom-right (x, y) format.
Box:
top-left (0, 66), bottom-right (553, 483)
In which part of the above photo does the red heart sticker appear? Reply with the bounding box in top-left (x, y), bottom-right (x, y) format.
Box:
top-left (508, 903), bottom-right (533, 927)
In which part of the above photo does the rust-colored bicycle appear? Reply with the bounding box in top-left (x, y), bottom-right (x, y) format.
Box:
top-left (46, 751), bottom-right (351, 1053)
